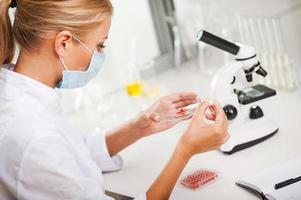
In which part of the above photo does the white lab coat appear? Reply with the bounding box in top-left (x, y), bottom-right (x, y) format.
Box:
top-left (0, 64), bottom-right (146, 200)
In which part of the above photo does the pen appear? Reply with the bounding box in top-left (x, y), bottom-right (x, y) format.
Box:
top-left (274, 175), bottom-right (301, 190)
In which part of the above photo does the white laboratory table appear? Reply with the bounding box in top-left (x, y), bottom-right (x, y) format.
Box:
top-left (66, 61), bottom-right (301, 200)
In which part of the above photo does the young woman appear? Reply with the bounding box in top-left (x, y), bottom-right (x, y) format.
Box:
top-left (0, 0), bottom-right (229, 199)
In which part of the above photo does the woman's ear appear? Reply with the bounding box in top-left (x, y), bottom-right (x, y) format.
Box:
top-left (54, 31), bottom-right (73, 58)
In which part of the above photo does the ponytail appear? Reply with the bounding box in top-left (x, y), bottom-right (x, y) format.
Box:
top-left (0, 0), bottom-right (15, 65)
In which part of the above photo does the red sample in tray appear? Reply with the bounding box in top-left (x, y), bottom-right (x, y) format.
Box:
top-left (181, 169), bottom-right (218, 189)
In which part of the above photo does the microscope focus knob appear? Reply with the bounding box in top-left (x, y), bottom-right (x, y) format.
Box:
top-left (249, 105), bottom-right (264, 119)
top-left (223, 105), bottom-right (238, 120)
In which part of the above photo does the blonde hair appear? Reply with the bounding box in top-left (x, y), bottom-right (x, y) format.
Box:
top-left (0, 0), bottom-right (113, 65)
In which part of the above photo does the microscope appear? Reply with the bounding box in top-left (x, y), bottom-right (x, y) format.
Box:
top-left (197, 30), bottom-right (279, 154)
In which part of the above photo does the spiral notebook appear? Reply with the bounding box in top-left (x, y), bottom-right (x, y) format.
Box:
top-left (236, 157), bottom-right (301, 200)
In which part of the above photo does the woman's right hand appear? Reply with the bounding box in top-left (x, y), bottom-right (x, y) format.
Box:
top-left (146, 100), bottom-right (229, 200)
top-left (177, 100), bottom-right (229, 158)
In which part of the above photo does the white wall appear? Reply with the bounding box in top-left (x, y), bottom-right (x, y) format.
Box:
top-left (280, 5), bottom-right (301, 67)
top-left (174, 0), bottom-right (301, 67)
top-left (174, 0), bottom-right (300, 17)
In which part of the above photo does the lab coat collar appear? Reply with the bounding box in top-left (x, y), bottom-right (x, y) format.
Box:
top-left (0, 64), bottom-right (61, 115)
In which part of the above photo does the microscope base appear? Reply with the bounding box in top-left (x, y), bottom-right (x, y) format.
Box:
top-left (219, 117), bottom-right (279, 154)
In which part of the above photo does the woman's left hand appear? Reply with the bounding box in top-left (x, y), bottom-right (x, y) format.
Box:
top-left (131, 92), bottom-right (199, 138)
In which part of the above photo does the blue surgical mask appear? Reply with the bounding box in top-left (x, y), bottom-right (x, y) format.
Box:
top-left (57, 36), bottom-right (106, 89)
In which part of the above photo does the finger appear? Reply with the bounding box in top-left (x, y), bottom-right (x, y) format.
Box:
top-left (174, 99), bottom-right (198, 108)
top-left (177, 92), bottom-right (198, 101)
top-left (213, 102), bottom-right (223, 115)
top-left (213, 102), bottom-right (227, 127)
top-left (205, 113), bottom-right (216, 121)
top-left (175, 114), bottom-right (193, 122)
top-left (167, 92), bottom-right (198, 103)
top-left (193, 100), bottom-right (210, 121)
top-left (166, 112), bottom-right (194, 120)
top-left (209, 105), bottom-right (215, 113)
top-left (223, 132), bottom-right (230, 143)
top-left (159, 113), bottom-right (192, 123)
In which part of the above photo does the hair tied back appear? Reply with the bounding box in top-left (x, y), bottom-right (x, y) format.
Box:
top-left (10, 0), bottom-right (17, 8)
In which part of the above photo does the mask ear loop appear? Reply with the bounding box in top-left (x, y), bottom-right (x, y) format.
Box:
top-left (73, 35), bottom-right (93, 55)
top-left (59, 56), bottom-right (69, 71)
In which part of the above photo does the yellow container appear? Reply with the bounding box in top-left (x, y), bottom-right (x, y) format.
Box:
top-left (126, 81), bottom-right (143, 96)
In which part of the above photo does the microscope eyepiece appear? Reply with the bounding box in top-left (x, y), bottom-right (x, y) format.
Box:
top-left (197, 30), bottom-right (240, 55)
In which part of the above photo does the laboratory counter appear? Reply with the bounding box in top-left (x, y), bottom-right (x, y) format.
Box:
top-left (66, 60), bottom-right (301, 200)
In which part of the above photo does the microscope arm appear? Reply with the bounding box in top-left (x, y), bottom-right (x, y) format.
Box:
top-left (210, 62), bottom-right (244, 101)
